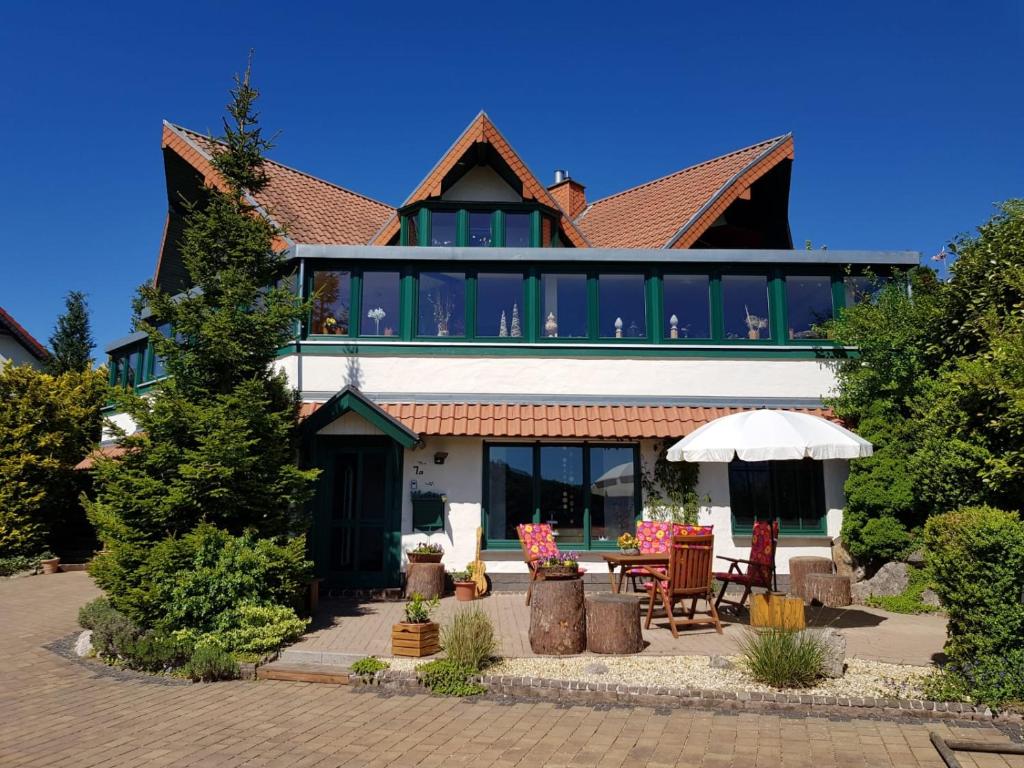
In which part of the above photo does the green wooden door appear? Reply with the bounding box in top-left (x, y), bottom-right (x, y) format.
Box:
top-left (314, 437), bottom-right (402, 588)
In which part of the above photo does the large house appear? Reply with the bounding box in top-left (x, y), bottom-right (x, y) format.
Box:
top-left (103, 113), bottom-right (916, 590)
top-left (0, 306), bottom-right (48, 370)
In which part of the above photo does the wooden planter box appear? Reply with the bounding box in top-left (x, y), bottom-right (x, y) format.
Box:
top-left (391, 621), bottom-right (440, 657)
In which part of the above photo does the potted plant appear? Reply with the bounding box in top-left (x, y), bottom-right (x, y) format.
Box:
top-left (391, 593), bottom-right (440, 657)
top-left (537, 552), bottom-right (580, 580)
top-left (406, 542), bottom-right (444, 564)
top-left (616, 533), bottom-right (640, 555)
top-left (39, 551), bottom-right (60, 575)
top-left (451, 566), bottom-right (475, 601)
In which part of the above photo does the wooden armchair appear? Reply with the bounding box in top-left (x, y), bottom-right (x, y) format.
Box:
top-left (713, 520), bottom-right (779, 610)
top-left (628, 521), bottom-right (713, 591)
top-left (639, 534), bottom-right (722, 637)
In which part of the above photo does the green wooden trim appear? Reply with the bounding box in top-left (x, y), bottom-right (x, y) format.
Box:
top-left (466, 271), bottom-right (478, 338)
top-left (529, 210), bottom-right (541, 248)
top-left (417, 208), bottom-right (430, 247)
top-left (456, 209), bottom-right (469, 247)
top-left (493, 210), bottom-right (505, 248)
top-left (303, 386), bottom-right (419, 448)
top-left (646, 271), bottom-right (662, 344)
top-left (586, 272), bottom-right (599, 341)
top-left (769, 268), bottom-right (786, 345)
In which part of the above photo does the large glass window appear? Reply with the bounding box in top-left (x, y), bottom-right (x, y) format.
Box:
top-left (149, 323), bottom-right (171, 380)
top-left (598, 274), bottom-right (646, 338)
top-left (505, 213), bottom-right (530, 247)
top-left (541, 273), bottom-right (588, 338)
top-left (125, 348), bottom-right (141, 389)
top-left (430, 211), bottom-right (457, 247)
top-left (786, 275), bottom-right (833, 340)
top-left (312, 270), bottom-right (351, 335)
top-left (476, 273), bottom-right (524, 338)
top-left (360, 271), bottom-right (401, 337)
top-left (484, 443), bottom-right (640, 548)
top-left (468, 212), bottom-right (492, 247)
top-left (728, 458), bottom-right (826, 534)
top-left (844, 274), bottom-right (887, 306)
top-left (418, 271), bottom-right (465, 337)
top-left (663, 274), bottom-right (710, 339)
top-left (487, 446), bottom-right (535, 541)
top-left (588, 446), bottom-right (638, 543)
top-left (722, 274), bottom-right (770, 340)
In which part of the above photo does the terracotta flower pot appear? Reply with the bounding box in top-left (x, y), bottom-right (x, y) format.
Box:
top-left (407, 552), bottom-right (443, 564)
top-left (454, 581), bottom-right (475, 601)
top-left (40, 557), bottom-right (60, 575)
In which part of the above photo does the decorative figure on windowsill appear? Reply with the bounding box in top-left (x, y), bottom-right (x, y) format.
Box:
top-left (367, 307), bottom-right (386, 336)
top-left (614, 317), bottom-right (623, 338)
top-left (669, 314), bottom-right (679, 339)
top-left (499, 310), bottom-right (508, 337)
top-left (511, 303), bottom-right (522, 337)
top-left (628, 320), bottom-right (640, 337)
top-left (383, 326), bottom-right (395, 337)
top-left (744, 304), bottom-right (768, 340)
top-left (429, 289), bottom-right (454, 337)
top-left (545, 312), bottom-right (558, 338)
top-left (324, 316), bottom-right (338, 335)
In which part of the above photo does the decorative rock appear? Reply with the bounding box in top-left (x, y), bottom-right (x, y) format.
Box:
top-left (709, 655), bottom-right (734, 670)
top-left (74, 629), bottom-right (93, 657)
top-left (920, 589), bottom-right (941, 607)
top-left (851, 562), bottom-right (910, 603)
top-left (583, 662), bottom-right (608, 675)
top-left (805, 627), bottom-right (847, 678)
top-left (832, 537), bottom-right (856, 579)
top-left (905, 549), bottom-right (926, 566)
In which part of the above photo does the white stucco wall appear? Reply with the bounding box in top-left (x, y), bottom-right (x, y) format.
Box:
top-left (0, 335), bottom-right (43, 369)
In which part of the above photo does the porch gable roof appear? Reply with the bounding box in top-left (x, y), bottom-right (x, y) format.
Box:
top-left (301, 386), bottom-right (420, 447)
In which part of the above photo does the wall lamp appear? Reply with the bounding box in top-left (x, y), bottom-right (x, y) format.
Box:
top-left (433, 451), bottom-right (448, 465)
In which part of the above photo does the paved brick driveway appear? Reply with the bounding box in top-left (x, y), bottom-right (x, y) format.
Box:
top-left (2, 572), bottom-right (1021, 768)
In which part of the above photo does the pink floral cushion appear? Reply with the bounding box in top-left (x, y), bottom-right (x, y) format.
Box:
top-left (635, 521), bottom-right (673, 554)
top-left (517, 523), bottom-right (559, 562)
top-left (674, 524), bottom-right (714, 537)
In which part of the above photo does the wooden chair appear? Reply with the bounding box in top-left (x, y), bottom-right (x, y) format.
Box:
top-left (516, 523), bottom-right (559, 606)
top-left (628, 521), bottom-right (713, 591)
top-left (713, 520), bottom-right (779, 611)
top-left (639, 534), bottom-right (722, 637)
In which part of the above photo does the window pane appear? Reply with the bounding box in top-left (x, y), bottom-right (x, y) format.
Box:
top-left (418, 272), bottom-right (465, 337)
top-left (505, 213), bottom-right (530, 247)
top-left (150, 323), bottom-right (171, 379)
top-left (722, 275), bottom-right (770, 340)
top-left (728, 459), bottom-right (825, 533)
top-left (406, 214), bottom-right (419, 246)
top-left (589, 447), bottom-right (637, 543)
top-left (111, 356), bottom-right (124, 387)
top-left (468, 212), bottom-right (492, 247)
top-left (541, 273), bottom-right (587, 338)
top-left (312, 270), bottom-right (351, 335)
top-left (125, 349), bottom-right (140, 389)
top-left (663, 274), bottom-right (710, 339)
top-left (599, 274), bottom-right (646, 338)
top-left (727, 460), bottom-right (770, 530)
top-left (844, 275), bottom-right (887, 305)
top-left (360, 272), bottom-right (400, 337)
top-left (430, 211), bottom-right (456, 247)
top-left (786, 275), bottom-right (833, 340)
top-left (477, 273), bottom-right (524, 337)
top-left (539, 446), bottom-right (584, 545)
top-left (487, 446), bottom-right (534, 540)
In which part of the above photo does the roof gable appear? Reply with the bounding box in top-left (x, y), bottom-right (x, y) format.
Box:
top-left (576, 135), bottom-right (794, 249)
top-left (0, 306), bottom-right (48, 361)
top-left (371, 112), bottom-right (588, 247)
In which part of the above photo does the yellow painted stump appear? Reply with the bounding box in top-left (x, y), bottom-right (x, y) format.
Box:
top-left (750, 591), bottom-right (805, 630)
top-left (391, 621), bottom-right (440, 657)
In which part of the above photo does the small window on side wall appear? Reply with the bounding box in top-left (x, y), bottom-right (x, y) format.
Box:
top-left (505, 213), bottom-right (530, 247)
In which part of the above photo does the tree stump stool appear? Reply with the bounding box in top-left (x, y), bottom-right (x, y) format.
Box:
top-left (585, 593), bottom-right (643, 654)
top-left (405, 562), bottom-right (445, 600)
top-left (529, 578), bottom-right (586, 655)
top-left (789, 556), bottom-right (834, 601)
top-left (805, 573), bottom-right (852, 607)
top-left (750, 591), bottom-right (806, 630)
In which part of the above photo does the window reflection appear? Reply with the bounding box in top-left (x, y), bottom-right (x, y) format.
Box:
top-left (418, 272), bottom-right (465, 337)
top-left (487, 446), bottom-right (534, 540)
top-left (844, 275), bottom-right (887, 305)
top-left (477, 273), bottom-right (524, 337)
top-left (541, 273), bottom-right (587, 338)
top-left (312, 271), bottom-right (351, 335)
top-left (786, 275), bottom-right (833, 339)
top-left (663, 274), bottom-right (710, 339)
top-left (430, 211), bottom-right (456, 247)
top-left (150, 323), bottom-right (171, 379)
top-left (539, 446), bottom-right (584, 545)
top-left (406, 215), bottom-right (419, 246)
top-left (360, 272), bottom-right (400, 337)
top-left (589, 447), bottom-right (636, 542)
top-left (468, 212), bottom-right (492, 247)
top-left (722, 275), bottom-right (770, 340)
top-left (598, 274), bottom-right (646, 338)
top-left (505, 213), bottom-right (530, 247)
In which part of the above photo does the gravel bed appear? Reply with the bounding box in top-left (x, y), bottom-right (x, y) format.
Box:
top-left (385, 654), bottom-right (930, 700)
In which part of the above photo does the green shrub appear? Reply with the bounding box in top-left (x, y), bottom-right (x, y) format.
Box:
top-left (350, 657), bottom-right (389, 676)
top-left (79, 597), bottom-right (116, 629)
top-left (79, 597), bottom-right (142, 658)
top-left (856, 516), bottom-right (912, 565)
top-left (924, 506), bottom-right (1024, 663)
top-left (182, 643), bottom-right (239, 682)
top-left (925, 652), bottom-right (1024, 711)
top-left (416, 659), bottom-right (485, 697)
top-left (210, 603), bottom-right (308, 655)
top-left (404, 593), bottom-right (439, 623)
top-left (739, 629), bottom-right (827, 689)
top-left (0, 553), bottom-right (44, 576)
top-left (123, 632), bottom-right (193, 672)
top-left (864, 565), bottom-right (940, 614)
top-left (441, 608), bottom-right (496, 670)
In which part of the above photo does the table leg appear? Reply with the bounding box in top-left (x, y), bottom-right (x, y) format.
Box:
top-left (616, 567), bottom-right (627, 594)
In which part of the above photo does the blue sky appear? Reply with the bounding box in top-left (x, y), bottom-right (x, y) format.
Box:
top-left (1, 1), bottom-right (1021, 352)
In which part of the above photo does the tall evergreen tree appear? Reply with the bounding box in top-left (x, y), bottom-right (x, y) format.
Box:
top-left (46, 290), bottom-right (94, 374)
top-left (86, 61), bottom-right (318, 610)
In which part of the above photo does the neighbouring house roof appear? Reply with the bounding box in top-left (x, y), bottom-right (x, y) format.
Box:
top-left (0, 306), bottom-right (49, 361)
top-left (299, 401), bottom-right (834, 439)
top-left (74, 444), bottom-right (130, 470)
top-left (163, 123), bottom-right (395, 245)
top-left (575, 134), bottom-right (794, 249)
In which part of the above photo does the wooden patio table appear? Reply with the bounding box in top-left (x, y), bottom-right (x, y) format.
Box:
top-left (600, 552), bottom-right (669, 594)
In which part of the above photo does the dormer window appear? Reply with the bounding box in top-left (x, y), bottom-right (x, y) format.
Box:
top-left (400, 203), bottom-right (560, 248)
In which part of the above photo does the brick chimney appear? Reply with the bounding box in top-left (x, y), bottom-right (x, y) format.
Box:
top-left (548, 170), bottom-right (586, 220)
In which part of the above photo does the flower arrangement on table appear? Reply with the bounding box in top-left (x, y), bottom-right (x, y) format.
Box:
top-left (616, 532), bottom-right (641, 554)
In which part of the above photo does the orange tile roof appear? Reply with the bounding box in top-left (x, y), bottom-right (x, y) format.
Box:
top-left (576, 135), bottom-right (794, 249)
top-left (0, 305), bottom-right (48, 360)
top-left (165, 124), bottom-right (395, 245)
top-left (300, 402), bottom-right (832, 439)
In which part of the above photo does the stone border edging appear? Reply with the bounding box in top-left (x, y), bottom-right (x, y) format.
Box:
top-left (354, 669), bottom-right (1022, 726)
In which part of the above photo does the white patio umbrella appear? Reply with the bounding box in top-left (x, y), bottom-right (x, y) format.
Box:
top-left (665, 409), bottom-right (873, 463)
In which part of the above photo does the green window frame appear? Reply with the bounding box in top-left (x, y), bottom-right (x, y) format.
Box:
top-left (727, 458), bottom-right (828, 536)
top-left (481, 441), bottom-right (642, 550)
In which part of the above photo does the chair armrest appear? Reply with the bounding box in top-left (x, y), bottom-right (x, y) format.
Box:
top-left (717, 556), bottom-right (756, 566)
